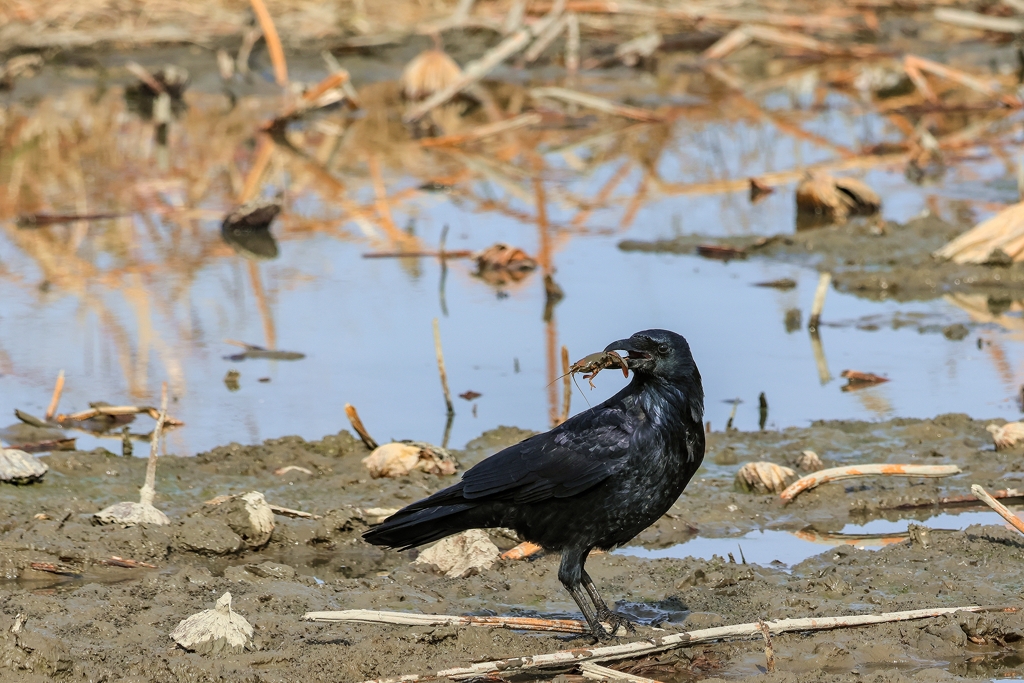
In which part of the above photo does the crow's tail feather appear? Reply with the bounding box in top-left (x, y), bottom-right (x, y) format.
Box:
top-left (362, 502), bottom-right (479, 551)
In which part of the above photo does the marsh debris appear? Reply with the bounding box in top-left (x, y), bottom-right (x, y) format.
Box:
top-left (170, 592), bottom-right (254, 654)
top-left (840, 370), bottom-right (890, 391)
top-left (473, 243), bottom-right (538, 287)
top-left (220, 200), bottom-right (281, 260)
top-left (0, 449), bottom-right (48, 484)
top-left (413, 529), bottom-right (499, 578)
top-left (223, 340), bottom-right (304, 361)
top-left (362, 441), bottom-right (457, 478)
top-left (796, 172), bottom-right (881, 223)
top-left (987, 422), bottom-right (1024, 450)
top-left (734, 461), bottom-right (796, 495)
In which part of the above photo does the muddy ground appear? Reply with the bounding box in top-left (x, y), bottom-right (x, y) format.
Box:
top-left (2, 414), bottom-right (1024, 682)
top-left (620, 214), bottom-right (1024, 304)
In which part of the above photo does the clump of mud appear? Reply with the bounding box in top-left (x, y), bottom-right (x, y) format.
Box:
top-left (1, 417), bottom-right (1024, 681)
top-left (621, 214), bottom-right (1024, 302)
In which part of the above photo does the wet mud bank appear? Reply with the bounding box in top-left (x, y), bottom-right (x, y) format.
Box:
top-left (620, 215), bottom-right (1024, 303)
top-left (2, 415), bottom-right (1024, 681)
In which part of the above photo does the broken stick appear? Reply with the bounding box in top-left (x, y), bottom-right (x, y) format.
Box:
top-left (971, 484), bottom-right (1024, 536)
top-left (780, 464), bottom-right (962, 503)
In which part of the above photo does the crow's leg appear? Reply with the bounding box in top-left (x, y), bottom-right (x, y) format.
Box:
top-left (581, 569), bottom-right (637, 636)
top-left (558, 549), bottom-right (609, 639)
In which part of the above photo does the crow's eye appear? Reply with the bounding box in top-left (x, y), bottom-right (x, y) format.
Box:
top-left (658, 343), bottom-right (669, 354)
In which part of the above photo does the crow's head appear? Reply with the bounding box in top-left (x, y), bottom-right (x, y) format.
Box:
top-left (603, 329), bottom-right (699, 384)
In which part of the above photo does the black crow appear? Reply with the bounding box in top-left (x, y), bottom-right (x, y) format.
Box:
top-left (363, 329), bottom-right (705, 638)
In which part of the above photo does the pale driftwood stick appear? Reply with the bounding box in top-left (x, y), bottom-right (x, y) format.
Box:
top-left (303, 610), bottom-right (591, 634)
top-left (530, 87), bottom-right (662, 122)
top-left (524, 13), bottom-right (569, 63)
top-left (580, 662), bottom-right (663, 683)
top-left (355, 606), bottom-right (1003, 683)
top-left (433, 318), bottom-right (454, 416)
top-left (344, 403), bottom-right (379, 450)
top-left (702, 26), bottom-right (752, 60)
top-left (502, 0), bottom-right (527, 34)
top-left (808, 271), bottom-right (831, 330)
top-left (934, 8), bottom-right (1024, 33)
top-left (404, 0), bottom-right (564, 123)
top-left (565, 12), bottom-right (580, 74)
top-left (971, 484), bottom-right (1024, 536)
top-left (139, 383), bottom-right (168, 507)
top-left (780, 464), bottom-right (962, 503)
top-left (45, 370), bottom-right (65, 421)
top-left (268, 504), bottom-right (321, 519)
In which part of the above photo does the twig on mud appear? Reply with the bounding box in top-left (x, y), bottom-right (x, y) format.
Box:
top-left (139, 383), bottom-right (169, 507)
top-left (808, 272), bottom-right (831, 331)
top-left (29, 562), bottom-right (81, 577)
top-left (58, 404), bottom-right (184, 427)
top-left (561, 345), bottom-right (572, 425)
top-left (44, 370), bottom-right (65, 421)
top-left (501, 540), bottom-right (543, 560)
top-left (433, 318), bottom-right (455, 417)
top-left (99, 556), bottom-right (158, 569)
top-left (880, 488), bottom-right (1024, 510)
top-left (303, 609), bottom-right (592, 634)
top-left (530, 87), bottom-right (662, 122)
top-left (404, 0), bottom-right (566, 122)
top-left (248, 0), bottom-right (288, 87)
top-left (758, 620), bottom-right (776, 673)
top-left (580, 662), bottom-right (663, 683)
top-left (780, 464), bottom-right (962, 503)
top-left (354, 606), bottom-right (1010, 682)
top-left (268, 504), bottom-right (321, 519)
top-left (344, 403), bottom-right (379, 450)
top-left (971, 484), bottom-right (1024, 536)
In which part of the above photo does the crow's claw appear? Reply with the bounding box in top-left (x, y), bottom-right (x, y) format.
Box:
top-left (596, 609), bottom-right (638, 637)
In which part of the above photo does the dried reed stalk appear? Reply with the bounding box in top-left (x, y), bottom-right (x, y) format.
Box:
top-left (971, 484), bottom-right (1024, 536)
top-left (355, 606), bottom-right (1006, 682)
top-left (303, 609), bottom-right (591, 634)
top-left (139, 383), bottom-right (168, 507)
top-left (530, 87), bottom-right (662, 122)
top-left (45, 370), bottom-right (65, 421)
top-left (248, 0), bottom-right (288, 87)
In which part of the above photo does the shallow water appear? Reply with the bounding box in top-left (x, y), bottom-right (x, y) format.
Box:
top-left (1, 58), bottom-right (1023, 458)
top-left (617, 509), bottom-right (1020, 567)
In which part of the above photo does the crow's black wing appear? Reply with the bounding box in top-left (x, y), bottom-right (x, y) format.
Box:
top-left (460, 404), bottom-right (636, 504)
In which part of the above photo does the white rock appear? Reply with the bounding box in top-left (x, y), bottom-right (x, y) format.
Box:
top-left (0, 449), bottom-right (48, 484)
top-left (170, 591), bottom-right (254, 653)
top-left (94, 501), bottom-right (170, 526)
top-left (414, 529), bottom-right (499, 578)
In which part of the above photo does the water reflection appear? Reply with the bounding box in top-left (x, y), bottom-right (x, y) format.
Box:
top-left (1, 59), bottom-right (1024, 456)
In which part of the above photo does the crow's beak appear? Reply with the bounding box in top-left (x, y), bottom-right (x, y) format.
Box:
top-left (604, 337), bottom-right (651, 367)
top-left (604, 338), bottom-right (639, 354)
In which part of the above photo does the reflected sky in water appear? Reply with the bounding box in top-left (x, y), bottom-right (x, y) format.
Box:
top-left (1, 62), bottom-right (1023, 456)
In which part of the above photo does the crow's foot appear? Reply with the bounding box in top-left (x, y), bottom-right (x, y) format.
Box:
top-left (595, 609), bottom-right (638, 637)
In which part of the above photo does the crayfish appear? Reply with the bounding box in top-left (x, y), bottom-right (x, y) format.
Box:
top-left (569, 350), bottom-right (629, 389)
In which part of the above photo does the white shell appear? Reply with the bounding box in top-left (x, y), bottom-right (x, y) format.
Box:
top-left (94, 501), bottom-right (170, 526)
top-left (414, 529), bottom-right (499, 578)
top-left (796, 450), bottom-right (824, 472)
top-left (362, 442), bottom-right (456, 478)
top-left (735, 461), bottom-right (797, 494)
top-left (987, 422), bottom-right (1024, 450)
top-left (0, 449), bottom-right (48, 484)
top-left (170, 591), bottom-right (254, 653)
